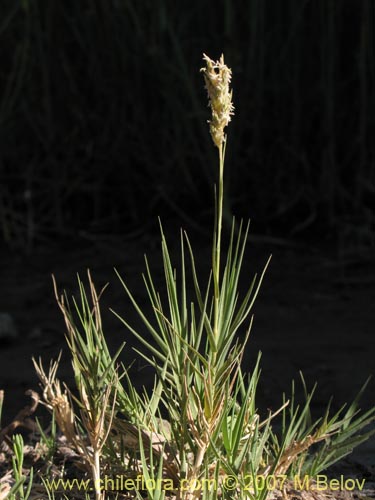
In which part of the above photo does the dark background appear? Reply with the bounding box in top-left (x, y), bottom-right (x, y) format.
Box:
top-left (0, 0), bottom-right (374, 450)
top-left (1, 0), bottom-right (374, 249)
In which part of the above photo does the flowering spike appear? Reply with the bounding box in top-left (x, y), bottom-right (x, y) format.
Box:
top-left (201, 53), bottom-right (234, 148)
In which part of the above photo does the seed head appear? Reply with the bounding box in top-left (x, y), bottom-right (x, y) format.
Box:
top-left (201, 53), bottom-right (234, 149)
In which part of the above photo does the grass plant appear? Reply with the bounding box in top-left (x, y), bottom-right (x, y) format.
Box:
top-left (0, 53), bottom-right (374, 500)
top-left (4, 434), bottom-right (34, 500)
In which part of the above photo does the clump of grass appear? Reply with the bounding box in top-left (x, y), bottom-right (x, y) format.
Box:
top-left (0, 434), bottom-right (34, 500)
top-left (1, 53), bottom-right (374, 500)
top-left (33, 275), bottom-right (125, 500)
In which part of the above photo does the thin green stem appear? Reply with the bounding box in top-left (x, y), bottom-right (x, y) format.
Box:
top-left (213, 140), bottom-right (225, 347)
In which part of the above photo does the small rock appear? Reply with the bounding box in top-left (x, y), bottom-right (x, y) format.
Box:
top-left (0, 313), bottom-right (18, 340)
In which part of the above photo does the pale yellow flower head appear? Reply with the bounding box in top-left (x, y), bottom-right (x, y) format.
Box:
top-left (201, 53), bottom-right (234, 148)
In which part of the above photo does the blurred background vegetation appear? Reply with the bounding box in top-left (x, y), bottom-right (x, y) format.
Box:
top-left (0, 0), bottom-right (374, 253)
